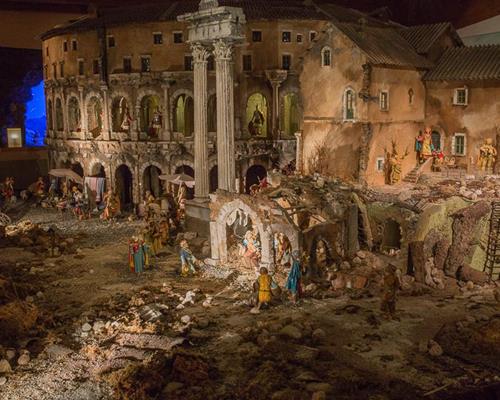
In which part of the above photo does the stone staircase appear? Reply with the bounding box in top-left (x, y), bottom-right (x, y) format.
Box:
top-left (403, 157), bottom-right (433, 184)
top-left (484, 201), bottom-right (500, 281)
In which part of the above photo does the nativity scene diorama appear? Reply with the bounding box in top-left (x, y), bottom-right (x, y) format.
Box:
top-left (1, 0), bottom-right (500, 399)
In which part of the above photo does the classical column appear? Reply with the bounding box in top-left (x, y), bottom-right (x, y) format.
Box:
top-left (192, 43), bottom-right (210, 199)
top-left (101, 85), bottom-right (111, 140)
top-left (295, 131), bottom-right (303, 175)
top-left (270, 81), bottom-right (280, 138)
top-left (78, 86), bottom-right (86, 140)
top-left (214, 39), bottom-right (236, 192)
top-left (161, 82), bottom-right (171, 141)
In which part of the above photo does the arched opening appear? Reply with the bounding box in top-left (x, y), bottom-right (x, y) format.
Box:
top-left (208, 94), bottom-right (217, 132)
top-left (112, 97), bottom-right (131, 133)
top-left (87, 96), bottom-right (103, 138)
top-left (140, 95), bottom-right (161, 138)
top-left (344, 88), bottom-right (355, 120)
top-left (47, 100), bottom-right (53, 131)
top-left (71, 162), bottom-right (84, 178)
top-left (321, 46), bottom-right (332, 67)
top-left (115, 164), bottom-right (133, 210)
top-left (245, 164), bottom-right (267, 194)
top-left (90, 162), bottom-right (105, 177)
top-left (431, 131), bottom-right (441, 151)
top-left (246, 93), bottom-right (268, 137)
top-left (175, 164), bottom-right (194, 199)
top-left (209, 165), bottom-right (218, 193)
top-left (55, 98), bottom-right (64, 132)
top-left (381, 219), bottom-right (402, 252)
top-left (173, 94), bottom-right (194, 136)
top-left (68, 97), bottom-right (81, 133)
top-left (225, 210), bottom-right (261, 272)
top-left (143, 165), bottom-right (162, 198)
top-left (281, 93), bottom-right (299, 137)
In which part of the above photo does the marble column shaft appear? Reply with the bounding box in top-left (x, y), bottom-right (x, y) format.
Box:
top-left (192, 43), bottom-right (210, 199)
top-left (214, 40), bottom-right (236, 192)
top-left (162, 83), bottom-right (171, 141)
top-left (271, 82), bottom-right (280, 138)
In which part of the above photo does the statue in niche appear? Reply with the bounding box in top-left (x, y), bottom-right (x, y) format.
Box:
top-left (119, 99), bottom-right (133, 133)
top-left (477, 138), bottom-right (497, 171)
top-left (88, 99), bottom-right (103, 138)
top-left (386, 140), bottom-right (409, 185)
top-left (149, 107), bottom-right (162, 138)
top-left (248, 105), bottom-right (264, 137)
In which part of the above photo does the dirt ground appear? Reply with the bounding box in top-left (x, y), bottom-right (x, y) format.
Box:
top-left (0, 207), bottom-right (499, 400)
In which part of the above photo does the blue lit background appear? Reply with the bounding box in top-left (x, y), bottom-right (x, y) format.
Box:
top-left (24, 81), bottom-right (46, 147)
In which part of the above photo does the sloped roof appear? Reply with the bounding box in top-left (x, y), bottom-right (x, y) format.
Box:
top-left (399, 22), bottom-right (463, 54)
top-left (334, 23), bottom-right (433, 69)
top-left (424, 44), bottom-right (500, 81)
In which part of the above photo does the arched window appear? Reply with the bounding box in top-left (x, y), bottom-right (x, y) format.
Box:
top-left (67, 97), bottom-right (81, 133)
top-left (140, 95), bottom-right (161, 137)
top-left (112, 97), bottom-right (131, 133)
top-left (47, 100), bottom-right (53, 130)
top-left (343, 88), bottom-right (356, 121)
top-left (281, 93), bottom-right (300, 137)
top-left (246, 93), bottom-right (268, 137)
top-left (173, 94), bottom-right (194, 136)
top-left (208, 94), bottom-right (217, 132)
top-left (55, 98), bottom-right (64, 131)
top-left (321, 46), bottom-right (332, 67)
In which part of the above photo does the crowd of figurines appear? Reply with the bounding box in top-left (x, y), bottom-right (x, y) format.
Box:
top-left (385, 128), bottom-right (498, 185)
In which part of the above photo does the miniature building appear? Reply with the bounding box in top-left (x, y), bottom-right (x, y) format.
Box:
top-left (40, 0), bottom-right (500, 208)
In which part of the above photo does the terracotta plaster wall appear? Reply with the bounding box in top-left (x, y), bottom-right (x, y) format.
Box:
top-left (369, 67), bottom-right (426, 124)
top-left (426, 81), bottom-right (500, 168)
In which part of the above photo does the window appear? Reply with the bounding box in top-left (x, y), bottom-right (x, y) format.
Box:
top-left (108, 36), bottom-right (115, 48)
top-left (53, 64), bottom-right (57, 78)
top-left (376, 157), bottom-right (385, 172)
top-left (78, 59), bottom-right (84, 76)
top-left (72, 39), bottom-right (78, 51)
top-left (141, 57), bottom-right (151, 73)
top-left (173, 32), bottom-right (183, 43)
top-left (344, 88), bottom-right (355, 121)
top-left (153, 32), bottom-right (163, 45)
top-left (452, 133), bottom-right (466, 156)
top-left (123, 57), bottom-right (132, 73)
top-left (207, 55), bottom-right (214, 71)
top-left (243, 54), bottom-right (252, 71)
top-left (321, 47), bottom-right (331, 67)
top-left (46, 47), bottom-right (49, 57)
top-left (309, 31), bottom-right (317, 42)
top-left (453, 87), bottom-right (468, 105)
top-left (252, 30), bottom-right (262, 42)
top-left (282, 31), bottom-right (292, 43)
top-left (59, 62), bottom-right (64, 78)
top-left (408, 88), bottom-right (414, 105)
top-left (296, 33), bottom-right (303, 43)
top-left (282, 54), bottom-right (291, 70)
top-left (379, 90), bottom-right (389, 111)
top-left (63, 41), bottom-right (68, 52)
top-left (184, 55), bottom-right (193, 71)
top-left (92, 59), bottom-right (99, 75)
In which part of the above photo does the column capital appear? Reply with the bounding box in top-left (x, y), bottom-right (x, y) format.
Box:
top-left (213, 39), bottom-right (233, 60)
top-left (265, 69), bottom-right (288, 85)
top-left (294, 131), bottom-right (303, 140)
top-left (191, 43), bottom-right (211, 63)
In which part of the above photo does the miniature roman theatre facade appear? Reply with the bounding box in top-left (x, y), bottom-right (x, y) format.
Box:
top-left (41, 1), bottom-right (500, 217)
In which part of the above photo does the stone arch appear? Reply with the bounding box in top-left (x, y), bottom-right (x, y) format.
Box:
top-left (172, 90), bottom-right (194, 137)
top-left (85, 91), bottom-right (104, 139)
top-left (170, 88), bottom-right (194, 136)
top-left (170, 156), bottom-right (194, 174)
top-left (140, 161), bottom-right (164, 198)
top-left (139, 93), bottom-right (162, 135)
top-left (88, 160), bottom-right (106, 177)
top-left (55, 96), bottom-right (64, 132)
top-left (115, 163), bottom-right (134, 209)
top-left (211, 199), bottom-right (272, 266)
top-left (245, 92), bottom-right (269, 138)
top-left (279, 89), bottom-right (302, 137)
top-left (111, 93), bottom-right (133, 135)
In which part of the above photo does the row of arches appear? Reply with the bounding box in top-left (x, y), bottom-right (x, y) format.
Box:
top-left (47, 91), bottom-right (301, 139)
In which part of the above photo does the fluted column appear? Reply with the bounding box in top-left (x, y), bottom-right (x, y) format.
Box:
top-left (161, 83), bottom-right (171, 141)
top-left (214, 40), bottom-right (236, 192)
top-left (192, 43), bottom-right (210, 199)
top-left (101, 85), bottom-right (111, 140)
